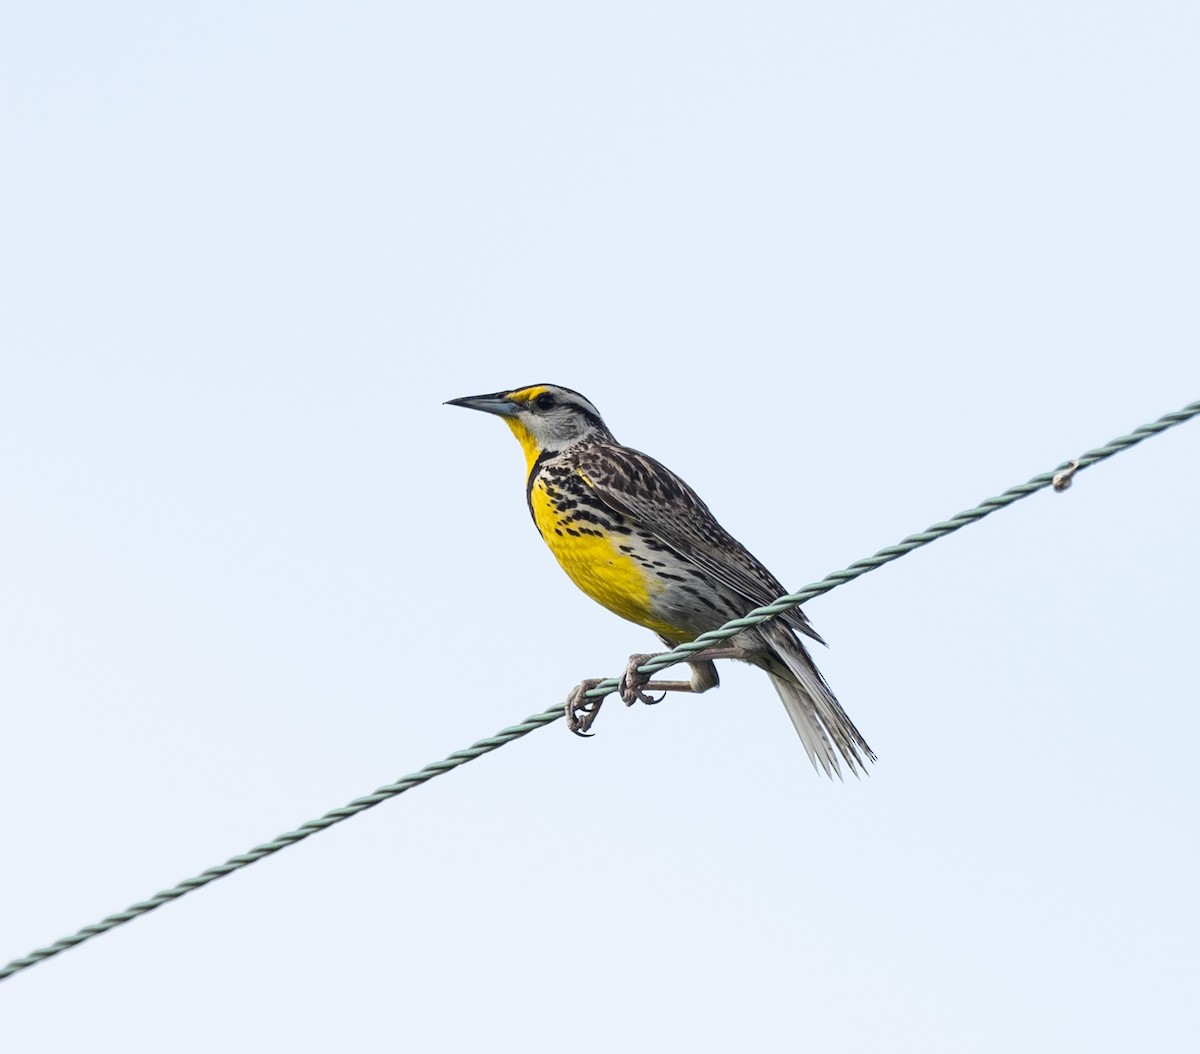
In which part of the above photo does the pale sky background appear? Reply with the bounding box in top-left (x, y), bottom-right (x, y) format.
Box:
top-left (2, 3), bottom-right (1198, 1051)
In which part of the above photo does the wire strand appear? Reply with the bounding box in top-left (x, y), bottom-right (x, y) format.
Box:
top-left (2, 397), bottom-right (1197, 985)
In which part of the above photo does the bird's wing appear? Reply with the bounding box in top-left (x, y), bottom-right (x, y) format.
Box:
top-left (575, 443), bottom-right (825, 643)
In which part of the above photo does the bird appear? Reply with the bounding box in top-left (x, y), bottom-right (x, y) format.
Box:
top-left (446, 383), bottom-right (874, 777)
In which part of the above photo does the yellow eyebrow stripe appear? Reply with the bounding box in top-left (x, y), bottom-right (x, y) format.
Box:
top-left (508, 385), bottom-right (549, 404)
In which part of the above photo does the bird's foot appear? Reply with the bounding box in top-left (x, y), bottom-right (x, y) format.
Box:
top-left (620, 654), bottom-right (667, 707)
top-left (565, 679), bottom-right (606, 737)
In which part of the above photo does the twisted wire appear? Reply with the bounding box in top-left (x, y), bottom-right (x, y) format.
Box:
top-left (2, 397), bottom-right (1197, 985)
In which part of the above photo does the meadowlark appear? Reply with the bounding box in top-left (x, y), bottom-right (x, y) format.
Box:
top-left (447, 383), bottom-right (874, 776)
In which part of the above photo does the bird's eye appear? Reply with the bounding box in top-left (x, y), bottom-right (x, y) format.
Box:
top-left (534, 392), bottom-right (557, 411)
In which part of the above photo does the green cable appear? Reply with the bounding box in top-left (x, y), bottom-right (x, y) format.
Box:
top-left (2, 397), bottom-right (1197, 985)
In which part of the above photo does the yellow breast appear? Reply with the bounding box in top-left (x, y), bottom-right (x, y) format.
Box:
top-left (528, 476), bottom-right (686, 639)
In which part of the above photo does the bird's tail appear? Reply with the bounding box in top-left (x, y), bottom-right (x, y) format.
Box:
top-left (755, 620), bottom-right (875, 778)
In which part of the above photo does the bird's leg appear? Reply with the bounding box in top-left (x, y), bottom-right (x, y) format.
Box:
top-left (567, 647), bottom-right (751, 736)
top-left (564, 678), bottom-right (606, 737)
top-left (618, 647), bottom-right (749, 707)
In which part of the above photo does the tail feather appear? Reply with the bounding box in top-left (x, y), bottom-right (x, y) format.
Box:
top-left (757, 621), bottom-right (875, 778)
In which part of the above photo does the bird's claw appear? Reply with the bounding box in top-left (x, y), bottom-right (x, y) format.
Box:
top-left (566, 654), bottom-right (668, 734)
top-left (565, 679), bottom-right (605, 736)
top-left (619, 654), bottom-right (663, 706)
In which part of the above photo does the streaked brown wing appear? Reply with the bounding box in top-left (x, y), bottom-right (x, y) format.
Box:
top-left (574, 443), bottom-right (825, 644)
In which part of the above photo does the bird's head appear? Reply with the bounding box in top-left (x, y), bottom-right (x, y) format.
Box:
top-left (446, 384), bottom-right (614, 468)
